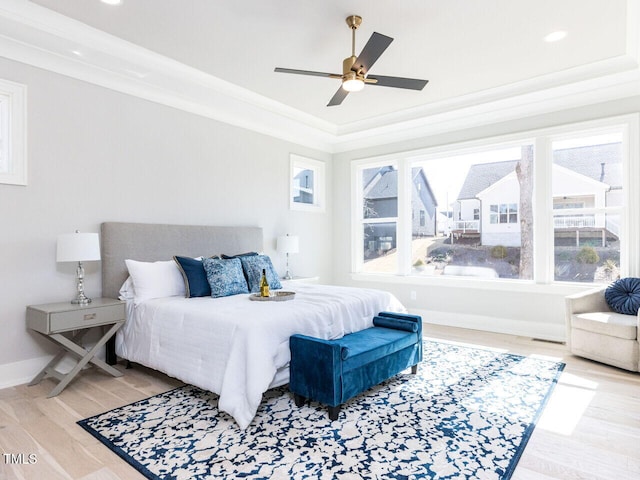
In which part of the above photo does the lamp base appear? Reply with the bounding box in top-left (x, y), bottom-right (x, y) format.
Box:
top-left (71, 297), bottom-right (92, 305)
top-left (283, 271), bottom-right (293, 280)
top-left (71, 261), bottom-right (92, 305)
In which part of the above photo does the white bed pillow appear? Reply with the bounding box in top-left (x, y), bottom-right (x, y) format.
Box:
top-left (125, 259), bottom-right (186, 304)
top-left (118, 276), bottom-right (136, 301)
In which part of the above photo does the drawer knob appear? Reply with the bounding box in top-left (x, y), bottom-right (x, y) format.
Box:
top-left (84, 313), bottom-right (97, 321)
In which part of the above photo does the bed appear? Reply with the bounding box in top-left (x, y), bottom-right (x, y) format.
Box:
top-left (101, 222), bottom-right (406, 429)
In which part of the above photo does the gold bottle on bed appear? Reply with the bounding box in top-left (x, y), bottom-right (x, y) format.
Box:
top-left (259, 269), bottom-right (270, 297)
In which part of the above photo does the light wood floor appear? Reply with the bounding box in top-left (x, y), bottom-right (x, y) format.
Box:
top-left (1, 324), bottom-right (639, 480)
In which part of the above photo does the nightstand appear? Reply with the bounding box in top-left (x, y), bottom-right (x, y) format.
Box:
top-left (26, 298), bottom-right (125, 397)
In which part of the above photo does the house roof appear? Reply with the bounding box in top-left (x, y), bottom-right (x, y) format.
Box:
top-left (365, 167), bottom-right (437, 206)
top-left (553, 142), bottom-right (622, 188)
top-left (456, 143), bottom-right (622, 200)
top-left (366, 169), bottom-right (399, 200)
top-left (457, 160), bottom-right (518, 200)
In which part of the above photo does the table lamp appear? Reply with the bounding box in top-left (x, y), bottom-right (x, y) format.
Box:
top-left (57, 231), bottom-right (101, 305)
top-left (277, 234), bottom-right (299, 280)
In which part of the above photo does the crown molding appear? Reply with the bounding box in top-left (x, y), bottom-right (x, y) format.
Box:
top-left (0, 0), bottom-right (638, 154)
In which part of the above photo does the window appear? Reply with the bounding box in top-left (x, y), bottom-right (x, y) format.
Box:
top-left (552, 131), bottom-right (624, 283)
top-left (359, 164), bottom-right (398, 274)
top-left (489, 204), bottom-right (518, 224)
top-left (352, 116), bottom-right (636, 285)
top-left (290, 155), bottom-right (325, 212)
top-left (0, 79), bottom-right (27, 186)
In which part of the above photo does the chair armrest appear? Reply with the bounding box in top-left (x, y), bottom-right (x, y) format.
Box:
top-left (565, 286), bottom-right (610, 315)
top-left (565, 286), bottom-right (609, 349)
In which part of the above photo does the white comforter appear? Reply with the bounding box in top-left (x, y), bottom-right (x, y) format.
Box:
top-left (116, 282), bottom-right (405, 429)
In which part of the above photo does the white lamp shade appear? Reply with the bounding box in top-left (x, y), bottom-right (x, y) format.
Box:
top-left (277, 235), bottom-right (299, 254)
top-left (56, 232), bottom-right (101, 262)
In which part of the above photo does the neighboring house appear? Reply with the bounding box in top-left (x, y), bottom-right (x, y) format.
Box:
top-left (293, 168), bottom-right (314, 204)
top-left (363, 167), bottom-right (437, 257)
top-left (453, 143), bottom-right (622, 246)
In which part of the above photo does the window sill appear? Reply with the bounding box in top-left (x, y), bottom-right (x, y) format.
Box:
top-left (349, 272), bottom-right (594, 295)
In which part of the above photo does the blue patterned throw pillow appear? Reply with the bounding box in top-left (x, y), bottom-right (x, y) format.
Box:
top-left (239, 255), bottom-right (282, 293)
top-left (202, 258), bottom-right (249, 298)
top-left (604, 277), bottom-right (640, 315)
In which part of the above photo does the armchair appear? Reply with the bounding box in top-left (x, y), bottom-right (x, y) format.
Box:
top-left (565, 286), bottom-right (639, 371)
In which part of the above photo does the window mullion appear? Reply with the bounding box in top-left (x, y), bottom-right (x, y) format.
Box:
top-left (397, 158), bottom-right (411, 275)
top-left (534, 136), bottom-right (552, 284)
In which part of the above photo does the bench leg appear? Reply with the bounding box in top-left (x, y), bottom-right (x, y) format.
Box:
top-left (411, 364), bottom-right (418, 374)
top-left (328, 405), bottom-right (341, 421)
top-left (293, 393), bottom-right (306, 408)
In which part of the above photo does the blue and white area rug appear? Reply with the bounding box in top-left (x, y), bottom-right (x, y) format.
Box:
top-left (78, 341), bottom-right (564, 480)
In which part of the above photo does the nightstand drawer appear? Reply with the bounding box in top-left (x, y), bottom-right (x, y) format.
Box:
top-left (49, 304), bottom-right (124, 332)
top-left (27, 299), bottom-right (125, 334)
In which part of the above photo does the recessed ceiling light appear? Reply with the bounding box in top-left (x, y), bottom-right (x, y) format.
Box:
top-left (544, 31), bottom-right (567, 43)
top-left (101, 0), bottom-right (122, 5)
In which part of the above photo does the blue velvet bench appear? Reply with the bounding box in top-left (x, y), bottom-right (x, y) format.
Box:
top-left (289, 311), bottom-right (422, 420)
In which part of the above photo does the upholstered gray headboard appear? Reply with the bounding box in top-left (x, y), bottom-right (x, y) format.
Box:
top-left (101, 222), bottom-right (263, 299)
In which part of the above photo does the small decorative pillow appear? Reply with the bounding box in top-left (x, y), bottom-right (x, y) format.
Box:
top-left (239, 255), bottom-right (282, 293)
top-left (125, 259), bottom-right (186, 304)
top-left (604, 277), bottom-right (640, 315)
top-left (203, 257), bottom-right (249, 298)
top-left (174, 256), bottom-right (210, 298)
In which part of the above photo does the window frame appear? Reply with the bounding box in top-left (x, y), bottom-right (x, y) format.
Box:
top-left (0, 78), bottom-right (27, 186)
top-left (350, 114), bottom-right (639, 286)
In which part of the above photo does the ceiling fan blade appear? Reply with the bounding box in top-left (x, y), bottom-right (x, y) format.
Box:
top-left (274, 67), bottom-right (340, 78)
top-left (352, 32), bottom-right (393, 75)
top-left (366, 75), bottom-right (429, 90)
top-left (327, 87), bottom-right (349, 106)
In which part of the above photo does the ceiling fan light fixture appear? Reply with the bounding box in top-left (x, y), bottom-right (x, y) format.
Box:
top-left (342, 78), bottom-right (365, 92)
top-left (274, 14), bottom-right (428, 106)
top-left (342, 71), bottom-right (365, 92)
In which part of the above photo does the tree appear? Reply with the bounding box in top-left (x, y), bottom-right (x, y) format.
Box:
top-left (516, 145), bottom-right (534, 279)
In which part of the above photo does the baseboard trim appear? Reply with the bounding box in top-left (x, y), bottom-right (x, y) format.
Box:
top-left (411, 308), bottom-right (566, 343)
top-left (0, 355), bottom-right (52, 389)
top-left (0, 348), bottom-right (104, 390)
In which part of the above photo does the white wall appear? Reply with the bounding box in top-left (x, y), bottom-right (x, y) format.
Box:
top-left (332, 97), bottom-right (640, 341)
top-left (478, 174), bottom-right (521, 247)
top-left (0, 57), bottom-right (332, 387)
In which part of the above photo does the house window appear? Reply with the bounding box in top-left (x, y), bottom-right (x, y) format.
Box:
top-left (0, 78), bottom-right (27, 186)
top-left (352, 116), bottom-right (635, 284)
top-left (489, 203), bottom-right (518, 224)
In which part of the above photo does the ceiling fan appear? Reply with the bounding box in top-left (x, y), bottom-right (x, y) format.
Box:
top-left (274, 15), bottom-right (428, 107)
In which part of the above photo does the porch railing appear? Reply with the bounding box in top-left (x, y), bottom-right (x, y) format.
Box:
top-left (553, 215), bottom-right (596, 229)
top-left (453, 220), bottom-right (479, 232)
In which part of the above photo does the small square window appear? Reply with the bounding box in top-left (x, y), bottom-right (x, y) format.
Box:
top-left (290, 155), bottom-right (325, 212)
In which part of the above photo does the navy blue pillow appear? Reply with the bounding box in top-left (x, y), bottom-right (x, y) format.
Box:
top-left (173, 256), bottom-right (210, 298)
top-left (239, 255), bottom-right (282, 293)
top-left (604, 277), bottom-right (640, 315)
top-left (221, 252), bottom-right (259, 259)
